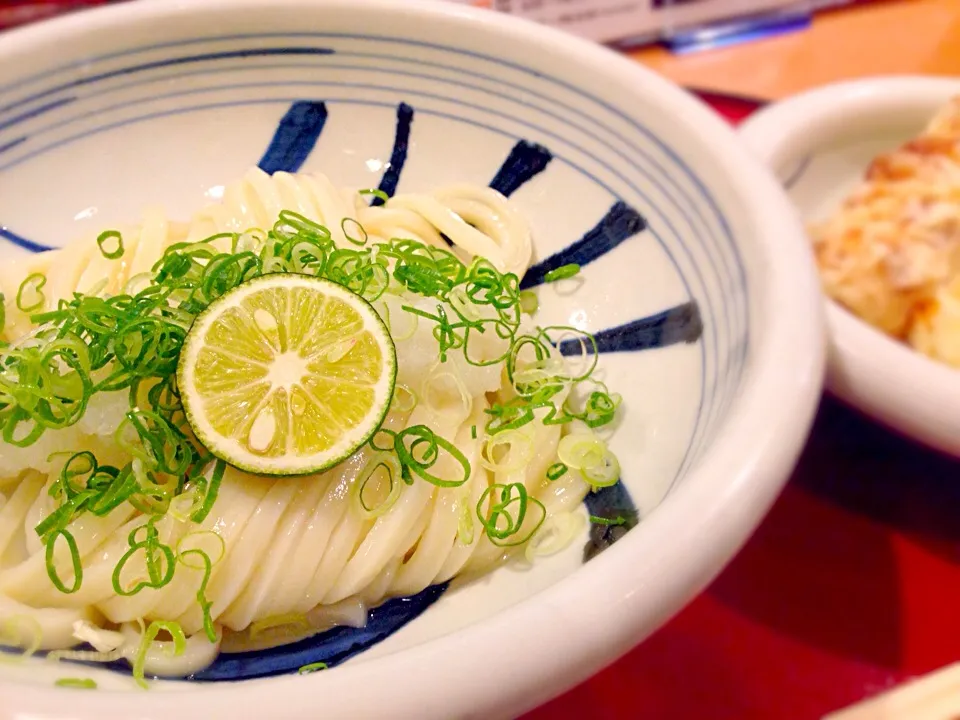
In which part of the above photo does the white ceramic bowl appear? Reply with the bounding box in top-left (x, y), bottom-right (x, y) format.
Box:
top-left (0, 1), bottom-right (824, 717)
top-left (739, 76), bottom-right (960, 456)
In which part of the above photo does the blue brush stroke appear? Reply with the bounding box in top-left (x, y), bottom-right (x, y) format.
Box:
top-left (0, 137), bottom-right (26, 155)
top-left (520, 201), bottom-right (648, 289)
top-left (489, 140), bottom-right (553, 197)
top-left (583, 482), bottom-right (640, 562)
top-left (258, 101), bottom-right (328, 174)
top-left (0, 96), bottom-right (76, 133)
top-left (0, 226), bottom-right (54, 252)
top-left (0, 48), bottom-right (336, 118)
top-left (188, 583), bottom-right (449, 680)
top-left (559, 301), bottom-right (703, 355)
top-left (371, 102), bottom-right (414, 206)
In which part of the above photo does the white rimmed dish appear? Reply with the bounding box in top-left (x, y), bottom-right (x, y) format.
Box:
top-left (0, 0), bottom-right (824, 717)
top-left (739, 76), bottom-right (960, 457)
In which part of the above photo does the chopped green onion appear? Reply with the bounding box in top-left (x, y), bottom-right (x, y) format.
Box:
top-left (132, 620), bottom-right (186, 689)
top-left (542, 263), bottom-right (580, 283)
top-left (422, 370), bottom-right (472, 420)
top-left (525, 511), bottom-right (585, 561)
top-left (177, 546), bottom-right (217, 642)
top-left (274, 211), bottom-right (330, 245)
top-left (479, 430), bottom-right (533, 474)
top-left (341, 218), bottom-right (368, 246)
top-left (190, 459), bottom-right (225, 523)
top-left (359, 188), bottom-right (390, 203)
top-left (111, 519), bottom-right (176, 597)
top-left (557, 433), bottom-right (620, 488)
top-left (370, 427), bottom-right (399, 454)
top-left (45, 529), bottom-right (83, 594)
top-left (485, 402), bottom-right (537, 435)
top-left (353, 453), bottom-right (404, 518)
top-left (582, 389), bottom-right (621, 428)
top-left (55, 677), bottom-right (97, 689)
top-left (96, 230), bottom-right (124, 259)
top-left (87, 466), bottom-right (139, 516)
top-left (16, 273), bottom-right (46, 312)
top-left (538, 326), bottom-right (599, 382)
top-left (390, 384), bottom-right (418, 413)
top-left (394, 425), bottom-right (470, 487)
top-left (0, 615), bottom-right (42, 660)
top-left (476, 482), bottom-right (546, 547)
top-left (176, 530), bottom-right (226, 566)
top-left (546, 462), bottom-right (568, 481)
top-left (298, 662), bottom-right (328, 674)
top-left (470, 425), bottom-right (477, 440)
top-left (51, 451), bottom-right (96, 501)
top-left (518, 290), bottom-right (538, 315)
top-left (505, 334), bottom-right (553, 389)
top-left (457, 497), bottom-right (475, 546)
top-left (589, 515), bottom-right (627, 526)
top-left (582, 451), bottom-right (621, 487)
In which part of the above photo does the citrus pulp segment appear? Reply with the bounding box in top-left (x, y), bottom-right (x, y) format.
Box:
top-left (178, 274), bottom-right (397, 475)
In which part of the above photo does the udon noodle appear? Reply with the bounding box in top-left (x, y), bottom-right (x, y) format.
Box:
top-left (0, 168), bottom-right (618, 681)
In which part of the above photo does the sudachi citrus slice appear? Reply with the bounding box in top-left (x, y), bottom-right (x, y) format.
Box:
top-left (178, 273), bottom-right (396, 475)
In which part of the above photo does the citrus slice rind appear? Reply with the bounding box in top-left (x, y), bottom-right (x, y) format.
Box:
top-left (177, 273), bottom-right (397, 476)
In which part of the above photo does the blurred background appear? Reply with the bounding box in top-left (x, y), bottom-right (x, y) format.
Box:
top-left (5, 0), bottom-right (955, 100)
top-left (1, 1), bottom-right (958, 718)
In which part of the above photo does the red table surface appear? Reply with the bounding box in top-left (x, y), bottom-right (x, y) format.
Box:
top-left (3, 6), bottom-right (958, 718)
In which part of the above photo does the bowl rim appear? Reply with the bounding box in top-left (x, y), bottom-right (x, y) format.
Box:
top-left (0, 0), bottom-right (825, 717)
top-left (738, 75), bottom-right (960, 458)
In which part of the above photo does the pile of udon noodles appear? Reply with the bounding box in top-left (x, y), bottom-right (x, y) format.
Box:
top-left (0, 168), bottom-right (590, 676)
